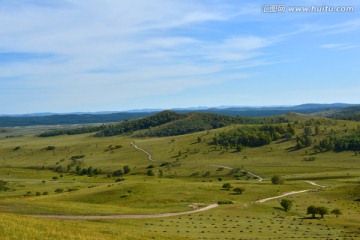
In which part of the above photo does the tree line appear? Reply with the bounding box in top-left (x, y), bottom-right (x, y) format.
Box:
top-left (212, 124), bottom-right (295, 150)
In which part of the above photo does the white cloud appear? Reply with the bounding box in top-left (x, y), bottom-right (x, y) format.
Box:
top-left (321, 43), bottom-right (358, 50)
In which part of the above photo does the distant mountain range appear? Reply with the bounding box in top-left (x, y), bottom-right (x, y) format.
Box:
top-left (0, 103), bottom-right (359, 127)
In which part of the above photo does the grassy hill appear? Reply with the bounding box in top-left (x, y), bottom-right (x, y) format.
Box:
top-left (0, 114), bottom-right (359, 239)
top-left (39, 110), bottom-right (290, 138)
top-left (314, 106), bottom-right (360, 121)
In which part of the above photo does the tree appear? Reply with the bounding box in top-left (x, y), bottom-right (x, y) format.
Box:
top-left (233, 187), bottom-right (245, 194)
top-left (317, 206), bottom-right (329, 218)
top-left (331, 208), bottom-right (342, 218)
top-left (280, 199), bottom-right (293, 212)
top-left (271, 175), bottom-right (285, 185)
top-left (123, 165), bottom-right (130, 174)
top-left (307, 205), bottom-right (317, 218)
top-left (222, 183), bottom-right (232, 191)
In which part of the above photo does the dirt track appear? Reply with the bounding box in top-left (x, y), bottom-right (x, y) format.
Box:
top-left (31, 204), bottom-right (219, 220)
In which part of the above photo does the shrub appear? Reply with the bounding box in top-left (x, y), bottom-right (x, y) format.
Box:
top-left (271, 175), bottom-right (285, 185)
top-left (147, 169), bottom-right (154, 176)
top-left (233, 187), bottom-right (245, 194)
top-left (35, 192), bottom-right (41, 196)
top-left (218, 200), bottom-right (233, 204)
top-left (0, 180), bottom-right (10, 192)
top-left (222, 183), bottom-right (232, 191)
top-left (55, 188), bottom-right (64, 193)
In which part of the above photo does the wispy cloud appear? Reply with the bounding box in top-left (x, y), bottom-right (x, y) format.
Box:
top-left (321, 43), bottom-right (358, 50)
top-left (0, 0), bottom-right (358, 113)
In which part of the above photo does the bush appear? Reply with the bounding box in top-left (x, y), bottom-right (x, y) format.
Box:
top-left (233, 187), bottom-right (245, 194)
top-left (42, 191), bottom-right (49, 195)
top-left (55, 188), bottom-right (64, 193)
top-left (147, 169), bottom-right (154, 176)
top-left (0, 180), bottom-right (10, 192)
top-left (115, 178), bottom-right (125, 182)
top-left (218, 200), bottom-right (233, 204)
top-left (35, 192), bottom-right (41, 196)
top-left (271, 175), bottom-right (285, 185)
top-left (222, 183), bottom-right (232, 191)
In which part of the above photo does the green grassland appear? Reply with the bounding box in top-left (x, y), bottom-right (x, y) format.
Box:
top-left (0, 115), bottom-right (359, 239)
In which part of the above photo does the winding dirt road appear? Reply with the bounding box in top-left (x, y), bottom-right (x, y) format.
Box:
top-left (131, 142), bottom-right (156, 162)
top-left (254, 181), bottom-right (327, 203)
top-left (31, 204), bottom-right (219, 220)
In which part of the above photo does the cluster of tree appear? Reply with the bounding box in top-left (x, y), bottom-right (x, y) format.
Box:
top-left (212, 124), bottom-right (295, 150)
top-left (95, 111), bottom-right (186, 137)
top-left (112, 165), bottom-right (131, 177)
top-left (104, 145), bottom-right (122, 152)
top-left (295, 135), bottom-right (313, 149)
top-left (324, 106), bottom-right (360, 122)
top-left (314, 132), bottom-right (360, 152)
top-left (0, 112), bottom-right (155, 127)
top-left (307, 205), bottom-right (329, 218)
top-left (75, 166), bottom-right (102, 176)
top-left (39, 125), bottom-right (105, 137)
top-left (139, 113), bottom-right (290, 138)
top-left (38, 110), bottom-right (290, 138)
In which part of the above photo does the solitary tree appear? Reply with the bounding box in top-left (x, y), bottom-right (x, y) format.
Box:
top-left (317, 206), bottom-right (329, 218)
top-left (123, 165), bottom-right (130, 174)
top-left (271, 175), bottom-right (285, 185)
top-left (280, 199), bottom-right (293, 212)
top-left (307, 205), bottom-right (317, 218)
top-left (233, 187), bottom-right (245, 195)
top-left (331, 208), bottom-right (342, 218)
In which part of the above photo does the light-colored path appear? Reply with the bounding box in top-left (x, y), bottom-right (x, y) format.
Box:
top-left (31, 181), bottom-right (326, 220)
top-left (208, 165), bottom-right (264, 181)
top-left (31, 204), bottom-right (219, 220)
top-left (131, 142), bottom-right (156, 162)
top-left (305, 181), bottom-right (327, 188)
top-left (255, 180), bottom-right (326, 203)
top-left (255, 190), bottom-right (310, 203)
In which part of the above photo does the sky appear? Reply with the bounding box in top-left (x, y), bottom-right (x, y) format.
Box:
top-left (0, 0), bottom-right (360, 114)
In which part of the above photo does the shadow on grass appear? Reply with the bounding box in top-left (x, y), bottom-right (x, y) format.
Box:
top-left (299, 216), bottom-right (321, 220)
top-left (286, 146), bottom-right (298, 152)
top-left (273, 207), bottom-right (285, 211)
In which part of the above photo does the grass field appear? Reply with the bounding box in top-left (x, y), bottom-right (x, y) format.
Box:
top-left (0, 119), bottom-right (359, 239)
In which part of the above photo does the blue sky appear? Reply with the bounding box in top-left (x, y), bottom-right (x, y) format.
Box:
top-left (0, 0), bottom-right (359, 114)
